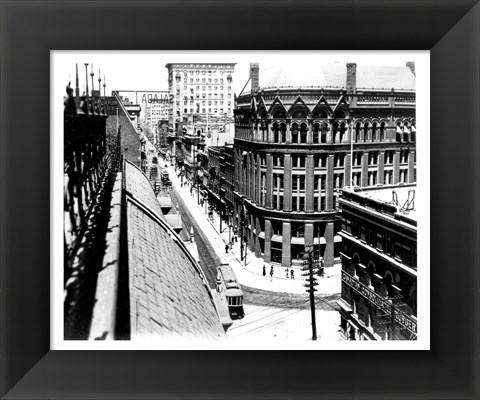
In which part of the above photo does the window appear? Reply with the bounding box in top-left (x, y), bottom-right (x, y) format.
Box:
top-left (335, 154), bottom-right (344, 167)
top-left (299, 197), bottom-right (305, 211)
top-left (316, 154), bottom-right (327, 168)
top-left (299, 176), bottom-right (305, 190)
top-left (292, 175), bottom-right (299, 190)
top-left (376, 234), bottom-right (384, 252)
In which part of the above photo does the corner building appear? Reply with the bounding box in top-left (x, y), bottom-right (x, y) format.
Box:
top-left (234, 62), bottom-right (416, 269)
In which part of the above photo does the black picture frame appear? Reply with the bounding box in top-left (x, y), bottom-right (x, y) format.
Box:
top-left (1, 1), bottom-right (479, 399)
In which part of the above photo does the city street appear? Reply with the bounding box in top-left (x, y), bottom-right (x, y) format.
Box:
top-left (163, 160), bottom-right (344, 342)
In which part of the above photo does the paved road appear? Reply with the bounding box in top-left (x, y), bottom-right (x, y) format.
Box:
top-left (169, 187), bottom-right (340, 314)
top-left (169, 187), bottom-right (221, 288)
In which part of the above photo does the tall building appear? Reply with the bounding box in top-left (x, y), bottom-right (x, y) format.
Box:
top-left (139, 91), bottom-right (170, 136)
top-left (233, 62), bottom-right (416, 269)
top-left (337, 185), bottom-right (417, 340)
top-left (165, 63), bottom-right (236, 135)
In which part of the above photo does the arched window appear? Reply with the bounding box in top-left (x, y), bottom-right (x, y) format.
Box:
top-left (280, 123), bottom-right (287, 142)
top-left (272, 109), bottom-right (285, 119)
top-left (314, 109), bottom-right (328, 119)
top-left (291, 123), bottom-right (299, 144)
top-left (300, 123), bottom-right (308, 143)
top-left (292, 109), bottom-right (307, 119)
top-left (339, 122), bottom-right (347, 143)
top-left (260, 122), bottom-right (267, 142)
top-left (332, 122), bottom-right (339, 143)
top-left (396, 122), bottom-right (403, 142)
top-left (403, 122), bottom-right (410, 142)
top-left (371, 122), bottom-right (378, 142)
top-left (355, 123), bottom-right (362, 142)
top-left (352, 254), bottom-right (360, 278)
top-left (384, 270), bottom-right (395, 298)
top-left (364, 122), bottom-right (370, 142)
top-left (367, 262), bottom-right (376, 289)
top-left (321, 123), bottom-right (328, 143)
top-left (380, 122), bottom-right (386, 141)
top-left (313, 123), bottom-right (320, 143)
top-left (272, 122), bottom-right (279, 143)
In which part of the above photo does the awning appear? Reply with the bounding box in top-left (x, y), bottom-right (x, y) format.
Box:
top-left (291, 236), bottom-right (305, 245)
top-left (291, 237), bottom-right (328, 245)
top-left (271, 234), bottom-right (282, 242)
top-left (337, 299), bottom-right (352, 313)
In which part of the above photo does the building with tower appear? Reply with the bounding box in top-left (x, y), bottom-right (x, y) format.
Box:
top-left (233, 62), bottom-right (416, 270)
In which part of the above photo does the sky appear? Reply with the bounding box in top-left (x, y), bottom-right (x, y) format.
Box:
top-left (53, 50), bottom-right (426, 96)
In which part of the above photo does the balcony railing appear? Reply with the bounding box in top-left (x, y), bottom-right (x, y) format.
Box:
top-left (64, 81), bottom-right (121, 338)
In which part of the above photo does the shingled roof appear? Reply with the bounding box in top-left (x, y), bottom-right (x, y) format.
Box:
top-left (124, 161), bottom-right (226, 340)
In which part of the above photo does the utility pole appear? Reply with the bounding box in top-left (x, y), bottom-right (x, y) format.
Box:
top-left (245, 236), bottom-right (248, 266)
top-left (302, 244), bottom-right (319, 341)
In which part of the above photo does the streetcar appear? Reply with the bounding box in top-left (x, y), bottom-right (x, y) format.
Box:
top-left (216, 263), bottom-right (245, 320)
top-left (160, 170), bottom-right (171, 186)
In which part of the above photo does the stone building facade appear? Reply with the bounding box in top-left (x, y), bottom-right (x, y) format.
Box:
top-left (166, 63), bottom-right (236, 133)
top-left (233, 62), bottom-right (416, 269)
top-left (206, 145), bottom-right (235, 224)
top-left (337, 185), bottom-right (417, 340)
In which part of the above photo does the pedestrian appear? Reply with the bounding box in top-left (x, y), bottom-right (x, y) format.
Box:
top-left (319, 257), bottom-right (325, 277)
top-left (225, 243), bottom-right (229, 254)
top-left (270, 265), bottom-right (274, 278)
top-left (285, 267), bottom-right (289, 279)
top-left (262, 265), bottom-right (266, 276)
top-left (290, 269), bottom-right (295, 280)
top-left (234, 234), bottom-right (238, 243)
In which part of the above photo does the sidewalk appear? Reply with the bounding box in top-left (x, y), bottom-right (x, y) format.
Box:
top-left (164, 162), bottom-right (342, 297)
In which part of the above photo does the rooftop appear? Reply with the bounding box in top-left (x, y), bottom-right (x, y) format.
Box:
top-left (343, 185), bottom-right (418, 224)
top-left (124, 161), bottom-right (226, 340)
top-left (258, 63), bottom-right (415, 92)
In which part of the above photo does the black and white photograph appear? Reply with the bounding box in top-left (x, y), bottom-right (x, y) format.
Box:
top-left (54, 51), bottom-right (429, 349)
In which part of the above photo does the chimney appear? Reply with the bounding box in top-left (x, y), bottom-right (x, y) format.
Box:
top-left (406, 61), bottom-right (415, 76)
top-left (250, 63), bottom-right (259, 94)
top-left (346, 63), bottom-right (357, 93)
